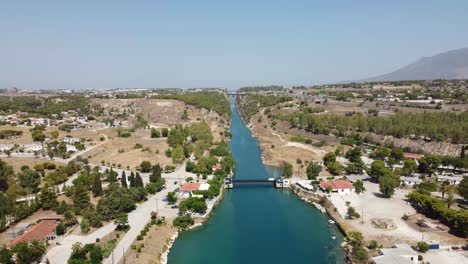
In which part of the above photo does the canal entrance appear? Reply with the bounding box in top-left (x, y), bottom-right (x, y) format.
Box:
top-left (167, 96), bottom-right (345, 264)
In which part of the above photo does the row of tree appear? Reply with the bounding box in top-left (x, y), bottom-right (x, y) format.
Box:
top-left (279, 110), bottom-right (467, 143)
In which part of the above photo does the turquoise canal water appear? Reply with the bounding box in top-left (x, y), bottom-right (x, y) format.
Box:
top-left (168, 97), bottom-right (345, 264)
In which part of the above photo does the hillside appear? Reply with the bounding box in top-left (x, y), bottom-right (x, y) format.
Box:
top-left (365, 48), bottom-right (468, 81)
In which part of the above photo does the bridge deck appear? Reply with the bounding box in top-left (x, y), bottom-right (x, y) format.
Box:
top-left (232, 179), bottom-right (274, 183)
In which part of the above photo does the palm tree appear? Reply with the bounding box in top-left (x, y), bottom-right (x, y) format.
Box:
top-left (29, 241), bottom-right (46, 261)
top-left (439, 181), bottom-right (450, 199)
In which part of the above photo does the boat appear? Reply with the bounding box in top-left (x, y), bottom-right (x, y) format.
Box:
top-left (331, 236), bottom-right (336, 240)
top-left (328, 220), bottom-right (335, 224)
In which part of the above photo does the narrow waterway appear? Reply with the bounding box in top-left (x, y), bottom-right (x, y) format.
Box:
top-left (168, 96), bottom-right (345, 264)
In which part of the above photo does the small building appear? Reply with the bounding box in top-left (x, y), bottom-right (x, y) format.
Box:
top-left (400, 176), bottom-right (422, 186)
top-left (25, 144), bottom-right (43, 152)
top-left (6, 216), bottom-right (64, 248)
top-left (63, 136), bottom-right (81, 144)
top-left (437, 175), bottom-right (464, 185)
top-left (66, 144), bottom-right (78, 152)
top-left (212, 163), bottom-right (222, 172)
top-left (373, 244), bottom-right (418, 264)
top-left (179, 183), bottom-right (210, 193)
top-left (319, 180), bottom-right (355, 195)
top-left (6, 222), bottom-right (31, 239)
top-left (403, 153), bottom-right (423, 160)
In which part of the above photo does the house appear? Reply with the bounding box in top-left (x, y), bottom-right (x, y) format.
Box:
top-left (212, 163), bottom-right (223, 172)
top-left (400, 176), bottom-right (422, 186)
top-left (25, 144), bottom-right (43, 152)
top-left (403, 153), bottom-right (423, 160)
top-left (372, 244), bottom-right (418, 264)
top-left (437, 175), bottom-right (464, 185)
top-left (63, 136), bottom-right (81, 144)
top-left (319, 180), bottom-right (355, 195)
top-left (6, 216), bottom-right (64, 248)
top-left (66, 144), bottom-right (78, 152)
top-left (179, 183), bottom-right (210, 193)
top-left (77, 116), bottom-right (88, 123)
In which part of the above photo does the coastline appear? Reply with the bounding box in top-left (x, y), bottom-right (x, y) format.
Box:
top-left (159, 173), bottom-right (229, 264)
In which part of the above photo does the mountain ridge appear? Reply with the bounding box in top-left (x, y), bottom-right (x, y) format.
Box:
top-left (363, 47), bottom-right (468, 82)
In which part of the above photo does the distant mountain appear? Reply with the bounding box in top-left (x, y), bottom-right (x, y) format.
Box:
top-left (364, 48), bottom-right (468, 82)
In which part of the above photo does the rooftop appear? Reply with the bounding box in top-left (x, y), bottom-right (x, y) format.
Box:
top-left (372, 255), bottom-right (414, 264)
top-left (7, 219), bottom-right (58, 248)
top-left (320, 180), bottom-right (354, 190)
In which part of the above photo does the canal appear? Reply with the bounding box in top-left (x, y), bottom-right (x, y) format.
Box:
top-left (168, 96), bottom-right (345, 264)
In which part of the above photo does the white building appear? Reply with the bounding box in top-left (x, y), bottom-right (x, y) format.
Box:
top-left (400, 176), bottom-right (422, 186)
top-left (23, 144), bottom-right (43, 152)
top-left (437, 175), bottom-right (464, 185)
top-left (66, 144), bottom-right (77, 152)
top-left (319, 180), bottom-right (355, 195)
top-left (63, 136), bottom-right (81, 144)
top-left (373, 244), bottom-right (418, 264)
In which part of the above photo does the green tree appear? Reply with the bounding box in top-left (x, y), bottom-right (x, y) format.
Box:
top-left (17, 168), bottom-right (40, 192)
top-left (370, 146), bottom-right (390, 160)
top-left (167, 192), bottom-right (177, 205)
top-left (172, 145), bottom-right (185, 164)
top-left (120, 171), bottom-right (128, 189)
top-left (150, 128), bottom-right (161, 138)
top-left (390, 148), bottom-right (404, 161)
top-left (0, 159), bottom-right (14, 192)
top-left (80, 218), bottom-right (90, 234)
top-left (282, 162), bottom-right (293, 178)
top-left (417, 241), bottom-right (429, 252)
top-left (135, 173), bottom-right (144, 188)
top-left (354, 180), bottom-right (366, 194)
top-left (167, 129), bottom-right (185, 148)
top-left (150, 164), bottom-right (162, 183)
top-left (326, 161), bottom-right (343, 176)
top-left (306, 162), bottom-right (321, 180)
top-left (458, 176), bottom-right (468, 201)
top-left (379, 173), bottom-right (399, 198)
top-left (139, 161), bottom-right (152, 173)
top-left (12, 241), bottom-right (45, 264)
top-left (114, 212), bottom-right (129, 230)
top-left (173, 214), bottom-right (194, 230)
top-left (39, 187), bottom-right (58, 210)
top-left (346, 147), bottom-right (362, 163)
top-left (0, 246), bottom-right (12, 264)
top-left (370, 160), bottom-right (391, 181)
top-left (418, 155), bottom-right (441, 175)
top-left (161, 128), bottom-right (169, 137)
top-left (72, 184), bottom-right (92, 214)
top-left (402, 159), bottom-right (418, 176)
top-left (323, 152), bottom-right (336, 166)
top-left (92, 174), bottom-right (103, 197)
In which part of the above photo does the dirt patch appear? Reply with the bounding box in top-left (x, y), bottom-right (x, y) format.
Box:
top-left (85, 129), bottom-right (172, 169)
top-left (124, 221), bottom-right (177, 264)
top-left (2, 157), bottom-right (65, 172)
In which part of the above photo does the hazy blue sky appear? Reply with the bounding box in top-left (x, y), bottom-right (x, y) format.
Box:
top-left (1, 0), bottom-right (467, 89)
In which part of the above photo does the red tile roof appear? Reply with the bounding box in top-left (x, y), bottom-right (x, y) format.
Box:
top-left (320, 180), bottom-right (354, 190)
top-left (180, 183), bottom-right (201, 192)
top-left (7, 220), bottom-right (58, 248)
top-left (404, 153), bottom-right (423, 160)
top-left (212, 163), bottom-right (222, 171)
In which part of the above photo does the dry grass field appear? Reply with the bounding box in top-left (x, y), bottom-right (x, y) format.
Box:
top-left (2, 157), bottom-right (65, 172)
